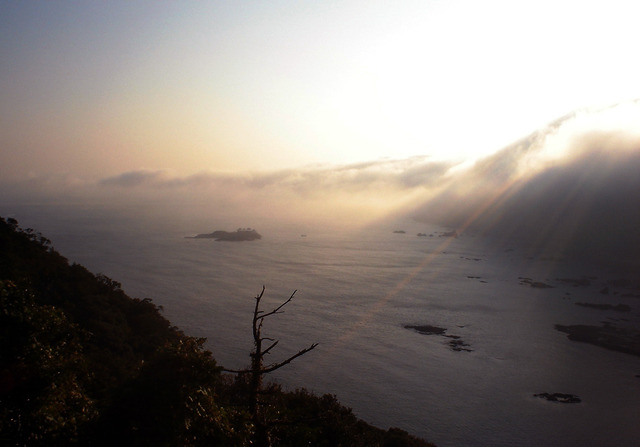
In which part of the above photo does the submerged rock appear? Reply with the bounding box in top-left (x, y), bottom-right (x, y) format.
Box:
top-left (446, 336), bottom-right (472, 352)
top-left (575, 302), bottom-right (631, 312)
top-left (519, 277), bottom-right (554, 288)
top-left (534, 393), bottom-right (581, 403)
top-left (556, 277), bottom-right (592, 287)
top-left (405, 325), bottom-right (447, 335)
top-left (405, 325), bottom-right (473, 352)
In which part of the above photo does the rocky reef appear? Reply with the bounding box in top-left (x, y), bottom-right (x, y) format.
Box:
top-left (555, 323), bottom-right (640, 357)
top-left (405, 325), bottom-right (472, 352)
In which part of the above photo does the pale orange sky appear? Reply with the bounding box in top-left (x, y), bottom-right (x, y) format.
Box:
top-left (2, 1), bottom-right (640, 184)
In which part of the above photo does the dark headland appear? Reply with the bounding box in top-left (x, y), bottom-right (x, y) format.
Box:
top-left (0, 217), bottom-right (433, 446)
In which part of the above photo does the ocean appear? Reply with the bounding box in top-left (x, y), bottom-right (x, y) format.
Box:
top-left (6, 207), bottom-right (640, 447)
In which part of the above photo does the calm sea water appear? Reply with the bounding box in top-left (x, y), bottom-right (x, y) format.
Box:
top-left (7, 208), bottom-right (640, 446)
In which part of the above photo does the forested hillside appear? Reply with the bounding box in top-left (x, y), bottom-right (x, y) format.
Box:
top-left (0, 217), bottom-right (434, 446)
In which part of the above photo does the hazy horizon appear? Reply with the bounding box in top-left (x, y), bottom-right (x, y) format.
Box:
top-left (3, 101), bottom-right (639, 227)
top-left (2, 1), bottom-right (640, 269)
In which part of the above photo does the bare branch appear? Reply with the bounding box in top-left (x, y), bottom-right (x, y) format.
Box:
top-left (261, 343), bottom-right (318, 374)
top-left (224, 342), bottom-right (316, 375)
top-left (221, 367), bottom-right (251, 374)
top-left (257, 290), bottom-right (297, 320)
top-left (262, 340), bottom-right (279, 356)
top-left (252, 286), bottom-right (266, 341)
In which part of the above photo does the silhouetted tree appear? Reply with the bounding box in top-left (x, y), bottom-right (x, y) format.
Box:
top-left (223, 286), bottom-right (318, 447)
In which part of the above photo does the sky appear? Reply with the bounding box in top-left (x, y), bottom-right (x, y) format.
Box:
top-left (1, 1), bottom-right (640, 235)
top-left (3, 0), bottom-right (640, 179)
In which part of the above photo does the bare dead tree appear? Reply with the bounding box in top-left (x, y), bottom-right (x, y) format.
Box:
top-left (223, 286), bottom-right (318, 447)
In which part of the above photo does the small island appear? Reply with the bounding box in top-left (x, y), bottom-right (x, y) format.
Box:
top-left (188, 228), bottom-right (262, 241)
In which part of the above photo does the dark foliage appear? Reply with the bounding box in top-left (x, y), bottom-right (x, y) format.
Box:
top-left (0, 217), bottom-right (435, 446)
top-left (0, 280), bottom-right (94, 446)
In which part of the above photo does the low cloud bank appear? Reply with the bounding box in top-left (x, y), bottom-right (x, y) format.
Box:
top-left (98, 157), bottom-right (453, 193)
top-left (412, 103), bottom-right (640, 271)
top-left (0, 157), bottom-right (454, 231)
